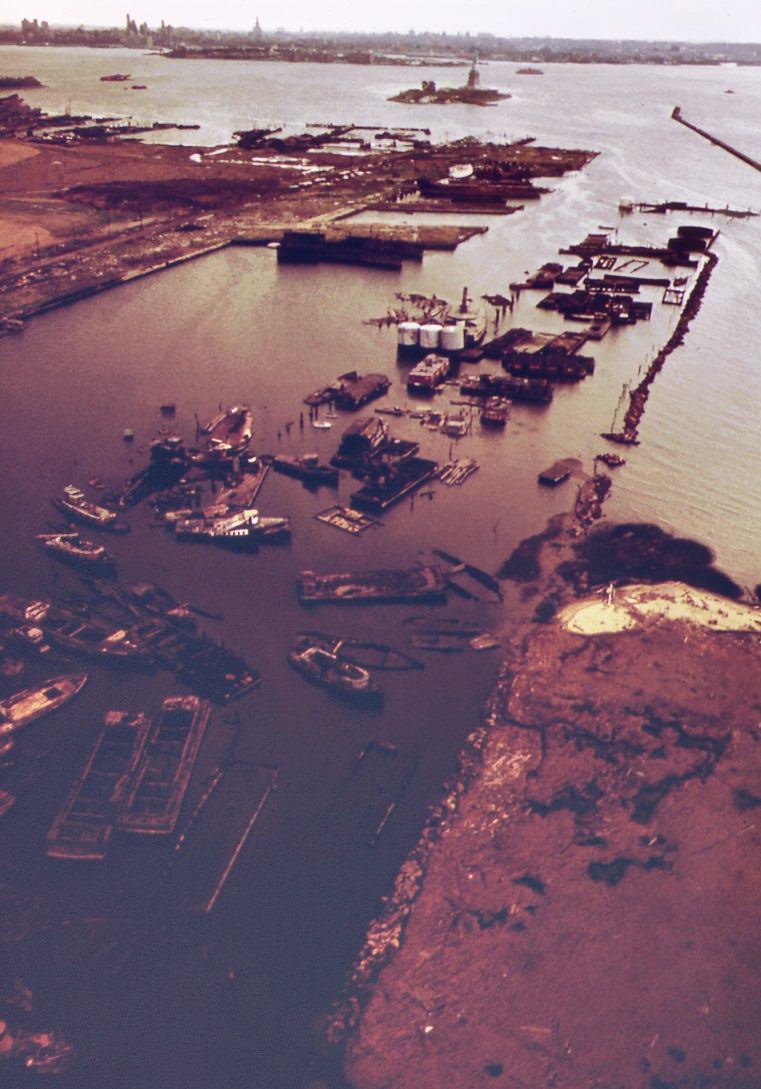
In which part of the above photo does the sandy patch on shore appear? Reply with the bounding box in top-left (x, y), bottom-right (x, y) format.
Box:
top-left (560, 580), bottom-right (761, 634)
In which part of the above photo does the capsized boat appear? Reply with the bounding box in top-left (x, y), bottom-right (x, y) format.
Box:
top-left (202, 404), bottom-right (253, 454)
top-left (288, 639), bottom-right (383, 702)
top-left (36, 532), bottom-right (116, 573)
top-left (0, 596), bottom-right (149, 664)
top-left (0, 674), bottom-right (87, 736)
top-left (52, 485), bottom-right (129, 533)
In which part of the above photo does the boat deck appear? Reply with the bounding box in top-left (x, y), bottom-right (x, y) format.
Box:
top-left (47, 710), bottom-right (152, 860)
top-left (117, 696), bottom-right (211, 836)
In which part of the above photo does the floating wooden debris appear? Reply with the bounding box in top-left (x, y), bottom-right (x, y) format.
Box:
top-left (438, 458), bottom-right (479, 486)
top-left (166, 761), bottom-right (278, 914)
top-left (327, 740), bottom-right (418, 847)
top-left (315, 505), bottom-right (379, 535)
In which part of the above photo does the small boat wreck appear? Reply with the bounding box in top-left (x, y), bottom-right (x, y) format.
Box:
top-left (295, 631), bottom-right (423, 671)
top-left (288, 637), bottom-right (383, 703)
top-left (0, 674), bottom-right (87, 736)
top-left (201, 404), bottom-right (253, 455)
top-left (46, 709), bottom-right (152, 861)
top-left (53, 485), bottom-right (128, 533)
top-left (298, 565), bottom-right (447, 605)
top-left (126, 583), bottom-right (196, 628)
top-left (173, 508), bottom-right (291, 549)
top-left (269, 453), bottom-right (339, 487)
top-left (36, 532), bottom-right (116, 574)
top-left (0, 595), bottom-right (148, 664)
top-left (480, 396), bottom-right (510, 427)
top-left (117, 695), bottom-right (212, 836)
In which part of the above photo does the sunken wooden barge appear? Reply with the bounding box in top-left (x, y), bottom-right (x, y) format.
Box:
top-left (0, 595), bottom-right (148, 665)
top-left (46, 710), bottom-right (152, 861)
top-left (297, 565), bottom-right (446, 605)
top-left (117, 695), bottom-right (211, 836)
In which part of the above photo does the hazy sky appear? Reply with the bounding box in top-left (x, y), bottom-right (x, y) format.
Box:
top-left (6, 0), bottom-right (761, 41)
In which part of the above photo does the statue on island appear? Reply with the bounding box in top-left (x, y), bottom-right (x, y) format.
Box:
top-left (389, 58), bottom-right (508, 106)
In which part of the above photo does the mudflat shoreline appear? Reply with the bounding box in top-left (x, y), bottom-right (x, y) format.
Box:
top-left (334, 517), bottom-right (761, 1088)
top-left (0, 127), bottom-right (594, 331)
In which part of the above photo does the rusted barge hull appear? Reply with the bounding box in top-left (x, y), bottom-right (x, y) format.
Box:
top-left (298, 565), bottom-right (447, 605)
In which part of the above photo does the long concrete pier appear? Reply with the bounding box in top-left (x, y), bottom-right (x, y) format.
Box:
top-left (671, 105), bottom-right (761, 174)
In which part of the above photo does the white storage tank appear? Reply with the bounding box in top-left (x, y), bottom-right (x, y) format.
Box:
top-left (440, 322), bottom-right (465, 353)
top-left (419, 323), bottom-right (442, 350)
top-left (397, 321), bottom-right (421, 349)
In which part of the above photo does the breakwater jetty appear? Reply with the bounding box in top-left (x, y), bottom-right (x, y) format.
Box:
top-left (672, 105), bottom-right (761, 174)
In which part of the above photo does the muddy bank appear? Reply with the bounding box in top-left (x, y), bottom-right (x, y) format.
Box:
top-left (340, 595), bottom-right (761, 1089)
top-left (332, 510), bottom-right (761, 1089)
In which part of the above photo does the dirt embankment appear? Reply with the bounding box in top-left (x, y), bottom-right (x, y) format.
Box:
top-left (342, 608), bottom-right (761, 1089)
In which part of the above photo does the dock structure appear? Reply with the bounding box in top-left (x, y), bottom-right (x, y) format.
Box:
top-left (671, 106), bottom-right (761, 175)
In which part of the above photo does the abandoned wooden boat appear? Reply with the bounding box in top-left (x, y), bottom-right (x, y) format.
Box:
top-left (269, 453), bottom-right (339, 487)
top-left (117, 695), bottom-right (212, 836)
top-left (173, 508), bottom-right (291, 549)
top-left (36, 532), bottom-right (116, 574)
top-left (46, 709), bottom-right (152, 861)
top-left (201, 404), bottom-right (253, 454)
top-left (288, 639), bottom-right (383, 702)
top-left (0, 596), bottom-right (148, 665)
top-left (0, 674), bottom-right (87, 736)
top-left (53, 485), bottom-right (129, 533)
top-left (295, 631), bottom-right (423, 671)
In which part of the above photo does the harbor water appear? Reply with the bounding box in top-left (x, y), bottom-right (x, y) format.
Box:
top-left (1, 47), bottom-right (760, 1088)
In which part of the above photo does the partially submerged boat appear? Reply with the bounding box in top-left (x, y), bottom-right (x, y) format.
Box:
top-left (288, 638), bottom-right (383, 702)
top-left (36, 532), bottom-right (116, 574)
top-left (480, 396), bottom-right (510, 427)
top-left (295, 631), bottom-right (423, 671)
top-left (117, 695), bottom-right (212, 836)
top-left (298, 565), bottom-right (447, 605)
top-left (173, 508), bottom-right (291, 549)
top-left (0, 596), bottom-right (148, 664)
top-left (201, 404), bottom-right (253, 454)
top-left (52, 485), bottom-right (128, 533)
top-left (46, 709), bottom-right (152, 861)
top-left (0, 674), bottom-right (87, 736)
top-left (269, 453), bottom-right (339, 487)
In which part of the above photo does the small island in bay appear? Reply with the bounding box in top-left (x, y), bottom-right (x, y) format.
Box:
top-left (0, 76), bottom-right (43, 89)
top-left (389, 63), bottom-right (509, 106)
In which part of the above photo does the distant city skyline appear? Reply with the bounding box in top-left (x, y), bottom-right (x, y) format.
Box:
top-left (3, 0), bottom-right (761, 42)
